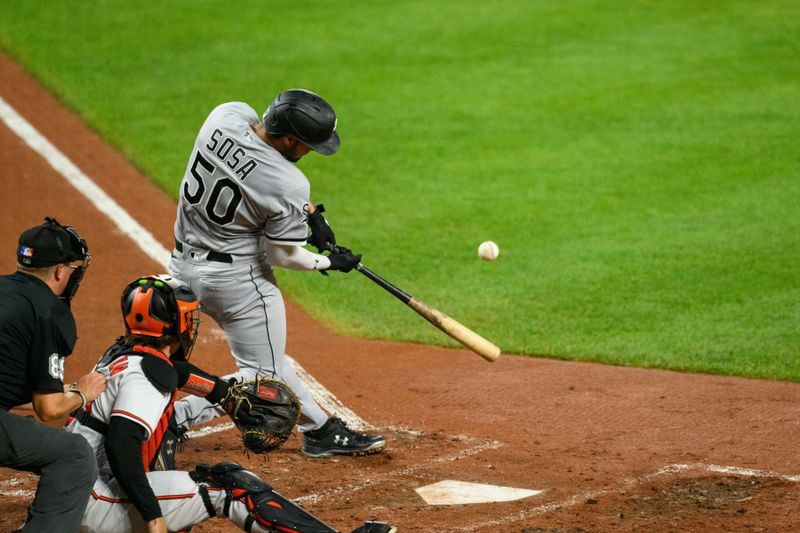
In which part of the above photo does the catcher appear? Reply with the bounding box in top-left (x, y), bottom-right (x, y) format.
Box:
top-left (65, 274), bottom-right (394, 533)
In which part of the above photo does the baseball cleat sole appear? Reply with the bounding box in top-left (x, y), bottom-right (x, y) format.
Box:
top-left (301, 438), bottom-right (387, 458)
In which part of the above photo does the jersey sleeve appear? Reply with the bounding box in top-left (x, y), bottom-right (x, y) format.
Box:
top-left (28, 306), bottom-right (76, 392)
top-left (111, 364), bottom-right (171, 439)
top-left (263, 182), bottom-right (311, 245)
top-left (225, 101), bottom-right (259, 121)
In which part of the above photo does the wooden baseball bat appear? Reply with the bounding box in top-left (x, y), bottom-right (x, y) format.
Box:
top-left (355, 263), bottom-right (501, 362)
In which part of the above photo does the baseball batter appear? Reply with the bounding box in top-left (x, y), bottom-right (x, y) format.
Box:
top-left (67, 275), bottom-right (395, 533)
top-left (170, 89), bottom-right (385, 456)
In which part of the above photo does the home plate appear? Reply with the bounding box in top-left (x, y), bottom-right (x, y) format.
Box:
top-left (415, 480), bottom-right (543, 505)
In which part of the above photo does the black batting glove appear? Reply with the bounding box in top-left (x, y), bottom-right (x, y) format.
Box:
top-left (307, 204), bottom-right (336, 253)
top-left (325, 250), bottom-right (362, 273)
top-left (330, 244), bottom-right (353, 255)
top-left (318, 245), bottom-right (354, 276)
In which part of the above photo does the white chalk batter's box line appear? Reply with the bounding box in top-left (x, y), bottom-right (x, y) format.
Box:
top-left (450, 462), bottom-right (800, 532)
top-left (2, 461), bottom-right (799, 516)
top-left (294, 434), bottom-right (504, 505)
top-left (0, 432), bottom-right (500, 503)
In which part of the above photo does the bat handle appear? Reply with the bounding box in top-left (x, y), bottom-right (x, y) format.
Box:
top-left (356, 263), bottom-right (412, 303)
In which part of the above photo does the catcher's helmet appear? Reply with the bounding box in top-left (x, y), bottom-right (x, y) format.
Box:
top-left (262, 89), bottom-right (340, 155)
top-left (121, 275), bottom-right (200, 360)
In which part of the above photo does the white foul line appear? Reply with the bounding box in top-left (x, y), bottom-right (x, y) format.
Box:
top-left (0, 97), bottom-right (168, 266)
top-left (0, 96), bottom-right (369, 432)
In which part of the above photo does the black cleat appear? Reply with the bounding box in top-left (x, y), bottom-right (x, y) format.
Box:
top-left (350, 521), bottom-right (397, 533)
top-left (301, 417), bottom-right (386, 458)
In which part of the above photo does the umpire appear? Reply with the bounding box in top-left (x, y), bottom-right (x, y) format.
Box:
top-left (0, 217), bottom-right (106, 532)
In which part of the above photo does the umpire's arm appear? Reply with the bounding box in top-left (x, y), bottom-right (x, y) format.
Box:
top-left (31, 371), bottom-right (106, 421)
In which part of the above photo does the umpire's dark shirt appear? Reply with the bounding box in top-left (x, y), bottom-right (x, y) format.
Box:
top-left (0, 272), bottom-right (76, 410)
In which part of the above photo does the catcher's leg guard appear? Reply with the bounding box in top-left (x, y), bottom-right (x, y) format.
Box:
top-left (350, 521), bottom-right (397, 533)
top-left (190, 462), bottom-right (337, 533)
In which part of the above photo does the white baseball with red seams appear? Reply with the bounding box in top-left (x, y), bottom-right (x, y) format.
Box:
top-left (478, 241), bottom-right (499, 261)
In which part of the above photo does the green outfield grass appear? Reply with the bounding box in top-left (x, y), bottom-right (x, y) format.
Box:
top-left (1, 1), bottom-right (798, 379)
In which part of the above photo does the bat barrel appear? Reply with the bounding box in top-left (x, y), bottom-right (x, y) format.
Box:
top-left (356, 263), bottom-right (500, 362)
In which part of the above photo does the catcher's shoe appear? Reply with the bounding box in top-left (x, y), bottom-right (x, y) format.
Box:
top-left (350, 521), bottom-right (398, 533)
top-left (301, 417), bottom-right (386, 458)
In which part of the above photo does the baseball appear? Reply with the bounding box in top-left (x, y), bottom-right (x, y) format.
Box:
top-left (478, 241), bottom-right (500, 261)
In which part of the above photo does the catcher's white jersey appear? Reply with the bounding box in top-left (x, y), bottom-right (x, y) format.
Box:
top-left (174, 102), bottom-right (310, 255)
top-left (66, 355), bottom-right (171, 479)
top-left (66, 351), bottom-right (266, 533)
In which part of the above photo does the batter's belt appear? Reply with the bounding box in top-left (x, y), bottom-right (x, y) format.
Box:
top-left (175, 239), bottom-right (232, 264)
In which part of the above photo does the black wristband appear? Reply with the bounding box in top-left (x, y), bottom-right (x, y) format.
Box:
top-left (206, 378), bottom-right (231, 405)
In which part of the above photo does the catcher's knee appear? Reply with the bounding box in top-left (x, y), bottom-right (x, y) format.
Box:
top-left (190, 462), bottom-right (336, 532)
top-left (190, 461), bottom-right (272, 494)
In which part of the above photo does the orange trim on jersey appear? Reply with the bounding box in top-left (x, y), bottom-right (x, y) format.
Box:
top-left (108, 357), bottom-right (129, 377)
top-left (91, 489), bottom-right (197, 503)
top-left (111, 410), bottom-right (154, 435)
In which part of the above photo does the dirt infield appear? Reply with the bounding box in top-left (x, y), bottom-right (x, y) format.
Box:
top-left (1, 51), bottom-right (799, 532)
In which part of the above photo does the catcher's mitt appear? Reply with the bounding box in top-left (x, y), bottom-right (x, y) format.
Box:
top-left (221, 377), bottom-right (301, 453)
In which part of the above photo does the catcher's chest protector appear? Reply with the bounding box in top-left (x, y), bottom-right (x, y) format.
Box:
top-left (96, 339), bottom-right (178, 471)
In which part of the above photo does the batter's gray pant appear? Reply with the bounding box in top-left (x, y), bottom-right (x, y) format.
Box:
top-left (169, 247), bottom-right (328, 433)
top-left (0, 409), bottom-right (98, 532)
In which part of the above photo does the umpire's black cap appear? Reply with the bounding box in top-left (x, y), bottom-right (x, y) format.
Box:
top-left (17, 217), bottom-right (88, 267)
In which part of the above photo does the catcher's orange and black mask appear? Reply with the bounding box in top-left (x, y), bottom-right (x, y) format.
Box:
top-left (121, 275), bottom-right (200, 360)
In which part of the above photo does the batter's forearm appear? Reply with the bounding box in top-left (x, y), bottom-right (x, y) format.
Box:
top-left (267, 243), bottom-right (331, 271)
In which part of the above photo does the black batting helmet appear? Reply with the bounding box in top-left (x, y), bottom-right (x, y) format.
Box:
top-left (121, 275), bottom-right (200, 360)
top-left (262, 89), bottom-right (340, 155)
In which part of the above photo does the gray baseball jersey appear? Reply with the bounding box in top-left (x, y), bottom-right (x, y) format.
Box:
top-left (171, 102), bottom-right (329, 434)
top-left (174, 102), bottom-right (309, 254)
